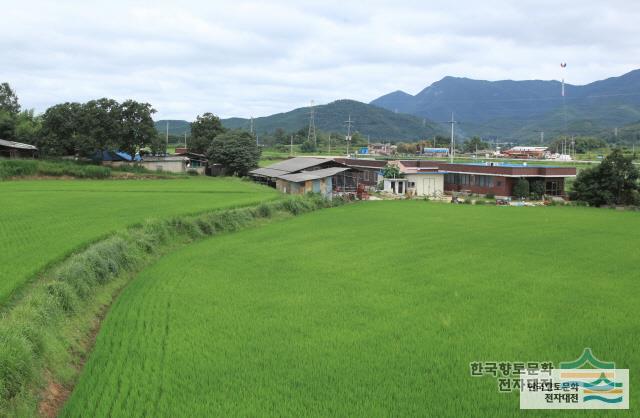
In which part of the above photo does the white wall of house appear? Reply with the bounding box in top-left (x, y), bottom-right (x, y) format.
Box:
top-left (383, 178), bottom-right (408, 194)
top-left (404, 173), bottom-right (444, 197)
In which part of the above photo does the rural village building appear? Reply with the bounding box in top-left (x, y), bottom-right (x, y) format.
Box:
top-left (0, 139), bottom-right (38, 158)
top-left (502, 146), bottom-right (548, 159)
top-left (253, 157), bottom-right (576, 199)
top-left (97, 150), bottom-right (207, 174)
top-left (250, 157), bottom-right (358, 198)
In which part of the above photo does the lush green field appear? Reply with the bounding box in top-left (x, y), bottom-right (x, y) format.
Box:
top-left (0, 177), bottom-right (277, 304)
top-left (62, 202), bottom-right (639, 417)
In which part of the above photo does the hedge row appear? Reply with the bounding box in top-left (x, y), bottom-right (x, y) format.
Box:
top-left (0, 195), bottom-right (343, 415)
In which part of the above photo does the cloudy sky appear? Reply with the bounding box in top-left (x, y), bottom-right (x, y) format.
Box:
top-left (2, 0), bottom-right (639, 120)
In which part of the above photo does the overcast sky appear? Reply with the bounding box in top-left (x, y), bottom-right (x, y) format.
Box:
top-left (2, 0), bottom-right (639, 120)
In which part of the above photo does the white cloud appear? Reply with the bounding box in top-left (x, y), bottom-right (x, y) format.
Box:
top-left (1, 0), bottom-right (639, 119)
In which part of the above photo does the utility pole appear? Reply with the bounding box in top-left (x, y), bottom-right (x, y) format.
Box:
top-left (328, 133), bottom-right (331, 155)
top-left (290, 135), bottom-right (294, 156)
top-left (307, 100), bottom-right (317, 147)
top-left (184, 132), bottom-right (187, 149)
top-left (165, 121), bottom-right (169, 156)
top-left (447, 112), bottom-right (458, 163)
top-left (345, 114), bottom-right (354, 157)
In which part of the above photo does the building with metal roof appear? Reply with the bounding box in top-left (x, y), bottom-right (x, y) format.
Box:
top-left (250, 157), bottom-right (358, 198)
top-left (0, 139), bottom-right (38, 158)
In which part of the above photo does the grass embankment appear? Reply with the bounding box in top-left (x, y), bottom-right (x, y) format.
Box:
top-left (0, 177), bottom-right (277, 304)
top-left (63, 201), bottom-right (639, 417)
top-left (0, 195), bottom-right (339, 417)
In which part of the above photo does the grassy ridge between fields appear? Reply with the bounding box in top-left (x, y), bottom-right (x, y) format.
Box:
top-left (0, 177), bottom-right (278, 305)
top-left (61, 202), bottom-right (640, 417)
top-left (0, 195), bottom-right (341, 417)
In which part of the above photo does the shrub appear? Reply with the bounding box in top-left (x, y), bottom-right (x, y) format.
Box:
top-left (513, 179), bottom-right (530, 199)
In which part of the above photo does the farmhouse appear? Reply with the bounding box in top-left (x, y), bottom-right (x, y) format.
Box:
top-left (502, 146), bottom-right (548, 159)
top-left (0, 139), bottom-right (38, 158)
top-left (333, 158), bottom-right (385, 187)
top-left (250, 157), bottom-right (358, 197)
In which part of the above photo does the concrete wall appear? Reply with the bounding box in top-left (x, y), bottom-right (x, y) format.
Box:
top-left (139, 160), bottom-right (185, 173)
top-left (405, 173), bottom-right (444, 197)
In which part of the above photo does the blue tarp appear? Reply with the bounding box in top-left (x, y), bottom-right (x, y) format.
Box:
top-left (93, 150), bottom-right (141, 162)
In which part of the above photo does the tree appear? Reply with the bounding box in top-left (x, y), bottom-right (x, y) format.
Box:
top-left (190, 113), bottom-right (225, 154)
top-left (39, 102), bottom-right (84, 156)
top-left (570, 148), bottom-right (639, 206)
top-left (80, 98), bottom-right (122, 155)
top-left (118, 100), bottom-right (156, 158)
top-left (273, 128), bottom-right (287, 144)
top-left (300, 140), bottom-right (316, 153)
top-left (462, 137), bottom-right (490, 153)
top-left (0, 83), bottom-right (20, 115)
top-left (513, 179), bottom-right (530, 199)
top-left (206, 130), bottom-right (260, 176)
top-left (14, 110), bottom-right (42, 145)
top-left (0, 110), bottom-right (15, 140)
top-left (382, 163), bottom-right (403, 178)
top-left (530, 180), bottom-right (545, 200)
top-left (0, 82), bottom-right (20, 140)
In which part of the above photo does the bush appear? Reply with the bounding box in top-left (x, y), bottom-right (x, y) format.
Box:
top-left (513, 179), bottom-right (530, 199)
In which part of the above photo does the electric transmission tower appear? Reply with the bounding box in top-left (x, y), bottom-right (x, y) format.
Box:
top-left (307, 100), bottom-right (317, 147)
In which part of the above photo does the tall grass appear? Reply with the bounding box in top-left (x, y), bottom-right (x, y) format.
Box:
top-left (0, 159), bottom-right (111, 179)
top-left (0, 195), bottom-right (342, 416)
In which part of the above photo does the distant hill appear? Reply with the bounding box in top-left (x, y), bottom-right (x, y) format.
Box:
top-left (371, 69), bottom-right (640, 141)
top-left (221, 99), bottom-right (443, 141)
top-left (154, 120), bottom-right (191, 136)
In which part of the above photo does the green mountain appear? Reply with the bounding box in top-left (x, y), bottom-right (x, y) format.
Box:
top-left (221, 99), bottom-right (443, 141)
top-left (371, 69), bottom-right (640, 141)
top-left (154, 120), bottom-right (191, 136)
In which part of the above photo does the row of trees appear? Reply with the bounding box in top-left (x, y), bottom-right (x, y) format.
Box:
top-left (1, 82), bottom-right (261, 176)
top-left (1, 83), bottom-right (157, 158)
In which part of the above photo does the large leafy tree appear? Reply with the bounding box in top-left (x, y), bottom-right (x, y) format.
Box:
top-left (118, 100), bottom-right (156, 158)
top-left (190, 112), bottom-right (225, 154)
top-left (14, 110), bottom-right (42, 145)
top-left (0, 83), bottom-right (20, 115)
top-left (0, 82), bottom-right (20, 140)
top-left (39, 102), bottom-right (84, 156)
top-left (206, 130), bottom-right (260, 176)
top-left (570, 149), bottom-right (639, 206)
top-left (81, 98), bottom-right (122, 154)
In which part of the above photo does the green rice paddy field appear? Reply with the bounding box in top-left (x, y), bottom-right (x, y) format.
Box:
top-left (0, 178), bottom-right (277, 304)
top-left (62, 201), bottom-right (640, 417)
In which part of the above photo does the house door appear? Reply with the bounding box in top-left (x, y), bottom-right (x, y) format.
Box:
top-left (423, 178), bottom-right (435, 196)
